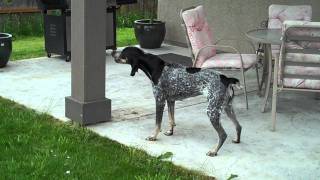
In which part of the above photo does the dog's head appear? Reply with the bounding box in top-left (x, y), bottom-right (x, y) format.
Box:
top-left (112, 47), bottom-right (145, 76)
top-left (112, 47), bottom-right (165, 85)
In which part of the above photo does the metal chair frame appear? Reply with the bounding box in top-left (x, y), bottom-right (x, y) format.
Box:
top-left (180, 6), bottom-right (260, 109)
top-left (271, 23), bottom-right (320, 131)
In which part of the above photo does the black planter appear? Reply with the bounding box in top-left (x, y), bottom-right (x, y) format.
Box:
top-left (0, 33), bottom-right (12, 68)
top-left (134, 19), bottom-right (166, 49)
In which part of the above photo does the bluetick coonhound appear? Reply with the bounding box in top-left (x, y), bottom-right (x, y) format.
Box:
top-left (112, 47), bottom-right (242, 156)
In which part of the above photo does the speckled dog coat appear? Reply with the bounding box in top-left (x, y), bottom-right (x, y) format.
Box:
top-left (153, 64), bottom-right (227, 120)
top-left (113, 47), bottom-right (242, 156)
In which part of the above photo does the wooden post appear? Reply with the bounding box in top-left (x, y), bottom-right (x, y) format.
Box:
top-left (65, 0), bottom-right (111, 125)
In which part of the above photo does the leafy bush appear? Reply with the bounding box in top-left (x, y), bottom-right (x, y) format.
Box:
top-left (0, 10), bottom-right (155, 37)
top-left (0, 13), bottom-right (44, 37)
top-left (116, 11), bottom-right (154, 28)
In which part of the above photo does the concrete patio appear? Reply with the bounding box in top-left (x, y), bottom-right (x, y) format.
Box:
top-left (0, 44), bottom-right (320, 180)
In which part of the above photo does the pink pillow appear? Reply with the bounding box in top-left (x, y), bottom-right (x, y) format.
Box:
top-left (268, 5), bottom-right (312, 29)
top-left (182, 6), bottom-right (216, 67)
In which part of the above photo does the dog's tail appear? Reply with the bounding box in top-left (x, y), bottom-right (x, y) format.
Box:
top-left (219, 74), bottom-right (240, 88)
top-left (220, 75), bottom-right (241, 105)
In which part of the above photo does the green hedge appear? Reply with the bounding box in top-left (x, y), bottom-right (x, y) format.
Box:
top-left (0, 13), bottom-right (44, 37)
top-left (0, 10), bottom-right (155, 37)
top-left (116, 11), bottom-right (154, 28)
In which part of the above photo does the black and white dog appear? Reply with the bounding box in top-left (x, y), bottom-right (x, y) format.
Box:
top-left (112, 47), bottom-right (242, 156)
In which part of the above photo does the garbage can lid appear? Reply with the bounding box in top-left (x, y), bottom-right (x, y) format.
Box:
top-left (0, 33), bottom-right (12, 39)
top-left (37, 0), bottom-right (69, 10)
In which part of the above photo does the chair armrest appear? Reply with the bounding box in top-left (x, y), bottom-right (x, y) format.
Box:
top-left (194, 44), bottom-right (245, 68)
top-left (215, 38), bottom-right (256, 54)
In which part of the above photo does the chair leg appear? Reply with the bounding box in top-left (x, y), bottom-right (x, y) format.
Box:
top-left (255, 64), bottom-right (261, 92)
top-left (271, 86), bottom-right (277, 131)
top-left (261, 44), bottom-right (272, 113)
top-left (241, 70), bottom-right (249, 110)
top-left (259, 55), bottom-right (267, 97)
top-left (271, 56), bottom-right (279, 131)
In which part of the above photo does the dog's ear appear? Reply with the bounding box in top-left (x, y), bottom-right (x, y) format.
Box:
top-left (130, 65), bottom-right (139, 76)
top-left (130, 58), bottom-right (139, 76)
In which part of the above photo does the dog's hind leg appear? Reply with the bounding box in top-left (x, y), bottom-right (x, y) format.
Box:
top-left (224, 104), bottom-right (242, 143)
top-left (146, 99), bottom-right (165, 141)
top-left (206, 98), bottom-right (227, 157)
top-left (164, 100), bottom-right (176, 136)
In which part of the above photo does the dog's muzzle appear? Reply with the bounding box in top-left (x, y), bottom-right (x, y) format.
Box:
top-left (111, 50), bottom-right (127, 64)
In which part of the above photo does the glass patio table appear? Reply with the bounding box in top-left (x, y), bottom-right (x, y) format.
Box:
top-left (246, 29), bottom-right (282, 112)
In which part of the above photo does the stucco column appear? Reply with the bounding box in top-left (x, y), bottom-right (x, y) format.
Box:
top-left (65, 0), bottom-right (111, 125)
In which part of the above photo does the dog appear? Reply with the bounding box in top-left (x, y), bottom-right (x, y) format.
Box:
top-left (112, 47), bottom-right (242, 156)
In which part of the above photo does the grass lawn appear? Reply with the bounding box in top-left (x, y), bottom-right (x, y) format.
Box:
top-left (0, 97), bottom-right (213, 179)
top-left (117, 28), bottom-right (138, 47)
top-left (11, 36), bottom-right (46, 61)
top-left (11, 28), bottom-right (137, 61)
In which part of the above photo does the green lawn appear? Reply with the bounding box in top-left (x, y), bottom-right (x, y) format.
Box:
top-left (11, 36), bottom-right (46, 61)
top-left (11, 28), bottom-right (137, 61)
top-left (117, 28), bottom-right (138, 47)
top-left (0, 97), bottom-right (213, 179)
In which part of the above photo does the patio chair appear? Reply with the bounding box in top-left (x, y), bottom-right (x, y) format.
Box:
top-left (180, 5), bottom-right (259, 109)
top-left (256, 4), bottom-right (312, 95)
top-left (271, 20), bottom-right (320, 131)
top-left (266, 4), bottom-right (312, 57)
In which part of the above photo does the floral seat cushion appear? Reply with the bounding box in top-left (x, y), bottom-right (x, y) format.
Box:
top-left (283, 78), bottom-right (320, 89)
top-left (279, 21), bottom-right (320, 90)
top-left (201, 53), bottom-right (257, 69)
top-left (181, 5), bottom-right (216, 67)
top-left (268, 5), bottom-right (312, 56)
top-left (285, 53), bottom-right (320, 63)
top-left (268, 5), bottom-right (312, 29)
top-left (182, 5), bottom-right (257, 69)
top-left (271, 42), bottom-right (305, 57)
top-left (284, 66), bottom-right (320, 76)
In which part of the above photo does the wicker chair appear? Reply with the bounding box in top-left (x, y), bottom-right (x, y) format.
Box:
top-left (271, 21), bottom-right (320, 131)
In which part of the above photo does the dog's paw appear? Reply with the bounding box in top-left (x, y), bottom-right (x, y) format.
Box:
top-left (206, 151), bottom-right (218, 157)
top-left (145, 136), bottom-right (157, 141)
top-left (164, 130), bottom-right (173, 136)
top-left (232, 139), bottom-right (240, 144)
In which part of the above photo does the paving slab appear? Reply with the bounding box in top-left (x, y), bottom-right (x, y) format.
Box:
top-left (0, 44), bottom-right (319, 180)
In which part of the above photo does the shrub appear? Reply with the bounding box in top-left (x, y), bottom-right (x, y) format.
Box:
top-left (116, 11), bottom-right (154, 28)
top-left (0, 13), bottom-right (44, 37)
top-left (0, 10), bottom-right (156, 37)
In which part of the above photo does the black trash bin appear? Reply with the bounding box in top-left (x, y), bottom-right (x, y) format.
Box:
top-left (116, 0), bottom-right (137, 5)
top-left (0, 33), bottom-right (12, 68)
top-left (37, 0), bottom-right (71, 61)
top-left (37, 0), bottom-right (69, 11)
top-left (37, 0), bottom-right (137, 62)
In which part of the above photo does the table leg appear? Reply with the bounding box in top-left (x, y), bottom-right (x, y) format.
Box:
top-left (261, 44), bottom-right (272, 113)
top-left (271, 55), bottom-right (279, 131)
top-left (258, 54), bottom-right (267, 97)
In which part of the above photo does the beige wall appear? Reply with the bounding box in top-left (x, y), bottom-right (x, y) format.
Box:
top-left (158, 0), bottom-right (320, 49)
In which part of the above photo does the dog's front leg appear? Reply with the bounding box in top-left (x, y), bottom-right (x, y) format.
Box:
top-left (146, 99), bottom-right (165, 141)
top-left (164, 100), bottom-right (176, 136)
